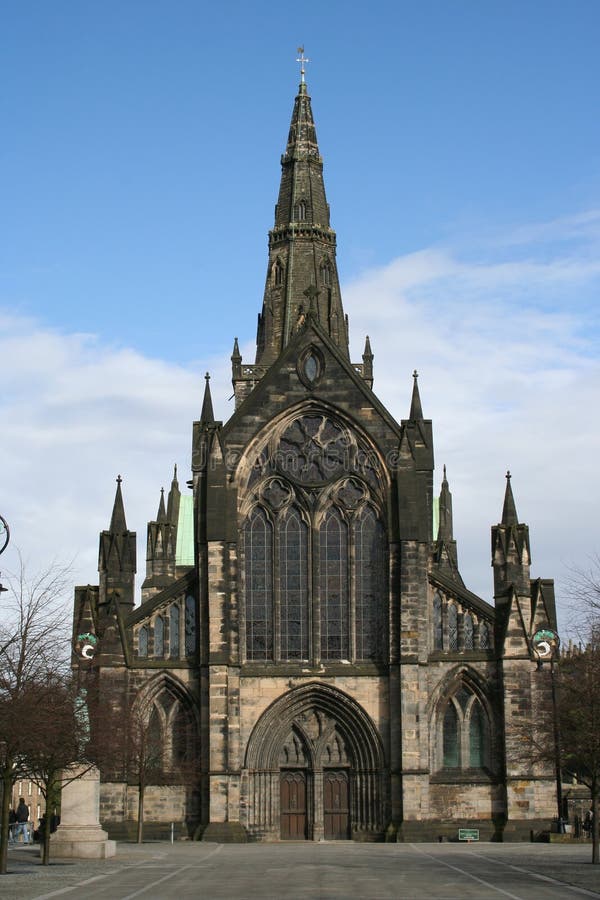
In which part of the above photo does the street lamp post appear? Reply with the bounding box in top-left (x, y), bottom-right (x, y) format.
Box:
top-left (0, 514), bottom-right (9, 594)
top-left (532, 628), bottom-right (563, 830)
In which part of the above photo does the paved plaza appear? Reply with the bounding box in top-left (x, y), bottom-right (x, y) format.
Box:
top-left (2, 841), bottom-right (599, 900)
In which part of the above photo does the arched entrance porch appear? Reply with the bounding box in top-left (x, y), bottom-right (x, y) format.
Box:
top-left (242, 682), bottom-right (387, 841)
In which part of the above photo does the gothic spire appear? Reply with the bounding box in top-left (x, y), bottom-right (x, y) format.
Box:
top-left (109, 475), bottom-right (127, 533)
top-left (409, 370), bottom-right (423, 420)
top-left (255, 62), bottom-right (349, 366)
top-left (200, 372), bottom-right (215, 425)
top-left (501, 470), bottom-right (519, 525)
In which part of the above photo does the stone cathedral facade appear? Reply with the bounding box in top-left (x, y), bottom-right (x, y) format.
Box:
top-left (73, 73), bottom-right (559, 842)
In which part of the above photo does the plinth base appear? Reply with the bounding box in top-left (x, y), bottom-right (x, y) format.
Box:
top-left (51, 825), bottom-right (116, 858)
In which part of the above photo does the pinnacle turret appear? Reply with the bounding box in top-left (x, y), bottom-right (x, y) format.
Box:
top-left (437, 465), bottom-right (453, 542)
top-left (99, 475), bottom-right (136, 610)
top-left (166, 464), bottom-right (181, 526)
top-left (492, 471), bottom-right (531, 605)
top-left (409, 370), bottom-right (424, 420)
top-left (109, 475), bottom-right (127, 533)
top-left (362, 336), bottom-right (373, 388)
top-left (501, 470), bottom-right (519, 525)
top-left (157, 488), bottom-right (167, 523)
top-left (201, 373), bottom-right (215, 425)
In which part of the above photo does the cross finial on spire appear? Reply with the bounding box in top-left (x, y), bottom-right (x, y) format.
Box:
top-left (116, 474), bottom-right (122, 485)
top-left (506, 470), bottom-right (511, 480)
top-left (296, 46), bottom-right (310, 83)
top-left (413, 369), bottom-right (418, 380)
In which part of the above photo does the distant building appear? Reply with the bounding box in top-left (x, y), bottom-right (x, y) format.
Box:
top-left (73, 70), bottom-right (558, 841)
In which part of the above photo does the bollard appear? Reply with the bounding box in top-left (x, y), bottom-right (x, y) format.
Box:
top-left (171, 822), bottom-right (174, 844)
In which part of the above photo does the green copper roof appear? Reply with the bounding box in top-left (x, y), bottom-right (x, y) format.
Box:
top-left (432, 496), bottom-right (439, 540)
top-left (175, 494), bottom-right (194, 566)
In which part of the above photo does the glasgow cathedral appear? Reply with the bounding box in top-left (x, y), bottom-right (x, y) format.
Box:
top-left (73, 65), bottom-right (559, 842)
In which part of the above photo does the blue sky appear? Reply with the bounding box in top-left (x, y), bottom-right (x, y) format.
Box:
top-left (2, 1), bottom-right (600, 629)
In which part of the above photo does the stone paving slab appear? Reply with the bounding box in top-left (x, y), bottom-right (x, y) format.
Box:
top-left (0, 841), bottom-right (598, 900)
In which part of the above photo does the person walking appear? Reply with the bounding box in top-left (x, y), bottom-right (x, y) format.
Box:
top-left (15, 797), bottom-right (30, 844)
top-left (8, 808), bottom-right (16, 843)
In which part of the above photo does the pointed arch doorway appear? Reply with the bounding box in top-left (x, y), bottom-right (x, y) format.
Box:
top-left (244, 683), bottom-right (386, 841)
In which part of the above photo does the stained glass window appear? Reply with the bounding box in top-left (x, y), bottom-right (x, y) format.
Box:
top-left (244, 508), bottom-right (273, 660)
top-left (170, 604), bottom-right (180, 658)
top-left (147, 707), bottom-right (163, 773)
top-left (463, 613), bottom-right (474, 650)
top-left (154, 615), bottom-right (164, 657)
top-left (469, 702), bottom-right (485, 767)
top-left (480, 621), bottom-right (491, 650)
top-left (433, 593), bottom-right (443, 650)
top-left (320, 510), bottom-right (349, 659)
top-left (138, 625), bottom-right (148, 658)
top-left (443, 703), bottom-right (459, 767)
top-left (185, 595), bottom-right (196, 656)
top-left (278, 508), bottom-right (309, 660)
top-left (354, 507), bottom-right (385, 660)
top-left (448, 604), bottom-right (458, 651)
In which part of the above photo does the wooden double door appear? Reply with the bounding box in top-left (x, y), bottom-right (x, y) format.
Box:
top-left (280, 769), bottom-right (350, 840)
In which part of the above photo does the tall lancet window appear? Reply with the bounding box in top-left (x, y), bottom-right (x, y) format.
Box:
top-left (244, 508), bottom-right (273, 660)
top-left (448, 604), bottom-right (458, 651)
top-left (463, 612), bottom-right (474, 650)
top-left (320, 510), bottom-right (349, 660)
top-left (353, 507), bottom-right (385, 660)
top-left (278, 507), bottom-right (309, 660)
top-left (154, 615), bottom-right (164, 657)
top-left (185, 596), bottom-right (196, 656)
top-left (433, 593), bottom-right (443, 650)
top-left (170, 604), bottom-right (180, 658)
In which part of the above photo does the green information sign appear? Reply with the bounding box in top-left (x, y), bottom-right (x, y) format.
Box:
top-left (458, 828), bottom-right (479, 842)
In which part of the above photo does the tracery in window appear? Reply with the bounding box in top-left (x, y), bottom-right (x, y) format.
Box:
top-left (154, 615), bottom-right (164, 657)
top-left (354, 506), bottom-right (385, 660)
top-left (433, 593), bottom-right (443, 650)
top-left (296, 200), bottom-right (307, 221)
top-left (463, 613), bottom-right (474, 650)
top-left (185, 595), bottom-right (196, 656)
top-left (242, 412), bottom-right (387, 665)
top-left (320, 509), bottom-right (349, 660)
top-left (244, 507), bottom-right (273, 660)
top-left (438, 685), bottom-right (490, 772)
top-left (278, 507), bottom-right (309, 660)
top-left (170, 604), bottom-right (180, 658)
top-left (448, 604), bottom-right (458, 651)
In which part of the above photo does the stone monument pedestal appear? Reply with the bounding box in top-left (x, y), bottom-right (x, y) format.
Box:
top-left (51, 764), bottom-right (116, 858)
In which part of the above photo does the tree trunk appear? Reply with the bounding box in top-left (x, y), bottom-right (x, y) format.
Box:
top-left (41, 786), bottom-right (53, 866)
top-left (136, 782), bottom-right (145, 844)
top-left (592, 783), bottom-right (599, 865)
top-left (0, 769), bottom-right (12, 875)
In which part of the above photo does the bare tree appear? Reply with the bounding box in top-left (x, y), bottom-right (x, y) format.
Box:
top-left (21, 676), bottom-right (90, 865)
top-left (557, 635), bottom-right (600, 863)
top-left (87, 685), bottom-right (162, 843)
top-left (88, 681), bottom-right (198, 843)
top-left (0, 555), bottom-right (71, 874)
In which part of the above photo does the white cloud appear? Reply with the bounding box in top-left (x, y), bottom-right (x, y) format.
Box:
top-left (1, 211), bottom-right (598, 635)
